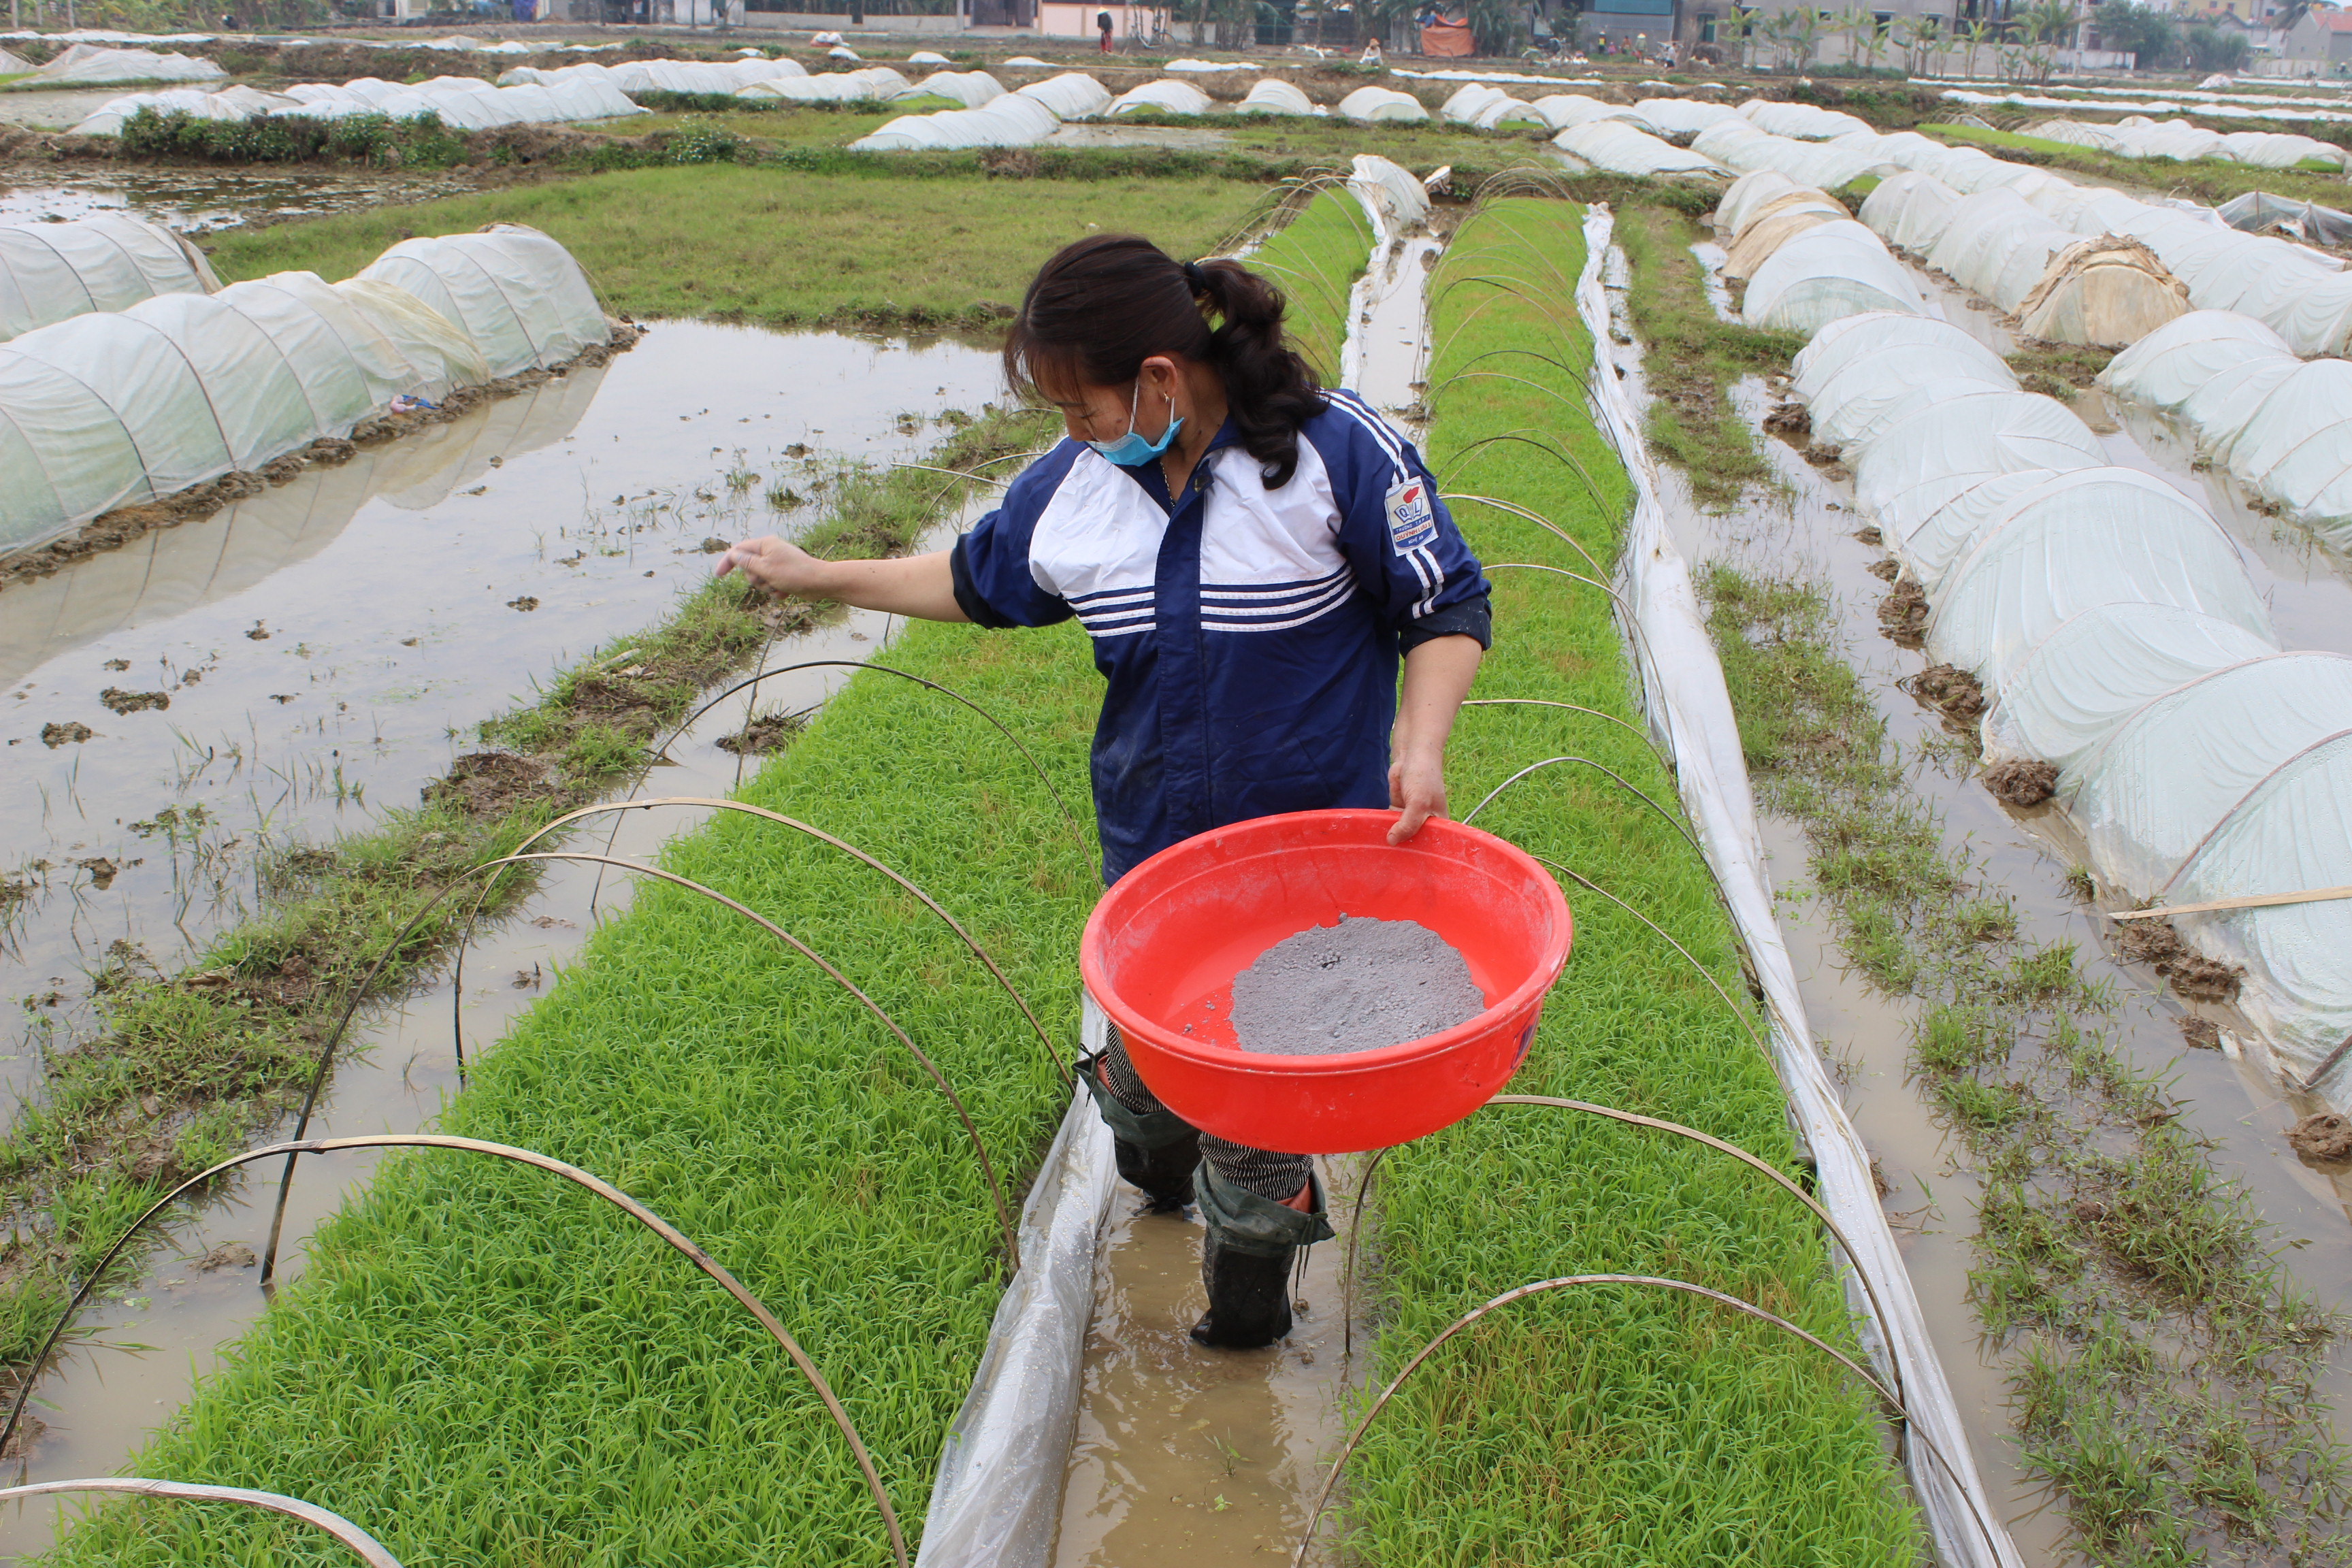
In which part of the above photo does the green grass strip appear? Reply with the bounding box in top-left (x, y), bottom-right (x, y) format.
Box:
top-left (41, 189), bottom-right (1373, 1567)
top-left (199, 167), bottom-right (1273, 331)
top-left (1338, 199), bottom-right (1924, 1563)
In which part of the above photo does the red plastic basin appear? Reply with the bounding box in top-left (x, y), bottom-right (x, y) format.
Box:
top-left (1079, 809), bottom-right (1573, 1154)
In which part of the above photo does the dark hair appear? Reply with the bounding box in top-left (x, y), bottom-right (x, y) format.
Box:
top-left (1004, 233), bottom-right (1326, 489)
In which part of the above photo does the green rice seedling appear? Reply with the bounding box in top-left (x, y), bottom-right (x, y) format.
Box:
top-left (1339, 198), bottom-right (1925, 1564)
top-left (34, 191), bottom-right (1370, 1568)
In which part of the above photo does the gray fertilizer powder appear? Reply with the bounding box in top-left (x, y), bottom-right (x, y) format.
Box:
top-left (1230, 915), bottom-right (1487, 1056)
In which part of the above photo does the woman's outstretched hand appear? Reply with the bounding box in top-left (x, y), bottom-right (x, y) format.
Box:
top-left (715, 535), bottom-right (829, 597)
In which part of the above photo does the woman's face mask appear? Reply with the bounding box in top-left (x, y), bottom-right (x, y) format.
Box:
top-left (1087, 376), bottom-right (1183, 468)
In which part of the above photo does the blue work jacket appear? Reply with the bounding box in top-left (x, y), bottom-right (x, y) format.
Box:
top-left (950, 390), bottom-right (1492, 883)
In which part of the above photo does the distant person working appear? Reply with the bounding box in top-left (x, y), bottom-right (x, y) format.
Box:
top-left (1098, 9), bottom-right (1114, 50)
top-left (719, 238), bottom-right (1490, 1350)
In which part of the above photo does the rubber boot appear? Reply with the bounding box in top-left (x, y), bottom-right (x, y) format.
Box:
top-left (1114, 1129), bottom-right (1201, 1212)
top-left (1075, 1049), bottom-right (1200, 1212)
top-left (1191, 1226), bottom-right (1298, 1348)
top-left (1189, 1162), bottom-right (1336, 1350)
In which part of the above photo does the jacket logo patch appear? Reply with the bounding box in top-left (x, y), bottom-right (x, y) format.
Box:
top-left (1385, 477), bottom-right (1436, 555)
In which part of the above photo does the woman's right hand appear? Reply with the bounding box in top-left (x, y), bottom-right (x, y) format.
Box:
top-left (716, 535), bottom-right (833, 597)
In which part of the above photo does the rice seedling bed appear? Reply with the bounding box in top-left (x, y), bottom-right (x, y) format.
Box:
top-left (1334, 197), bottom-right (1923, 1563)
top-left (31, 189), bottom-right (1372, 1566)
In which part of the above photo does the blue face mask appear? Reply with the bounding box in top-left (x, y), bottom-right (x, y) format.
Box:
top-left (1087, 377), bottom-right (1183, 468)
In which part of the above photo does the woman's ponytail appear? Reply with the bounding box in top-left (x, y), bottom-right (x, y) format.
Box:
top-left (1190, 258), bottom-right (1326, 490)
top-left (1004, 235), bottom-right (1326, 489)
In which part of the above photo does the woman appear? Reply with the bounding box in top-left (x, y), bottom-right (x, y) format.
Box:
top-left (719, 235), bottom-right (1490, 1350)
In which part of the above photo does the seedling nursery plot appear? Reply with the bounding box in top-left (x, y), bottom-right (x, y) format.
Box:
top-left (3, 19), bottom-right (2352, 1568)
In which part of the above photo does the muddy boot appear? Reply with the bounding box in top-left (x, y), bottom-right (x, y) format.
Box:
top-left (1075, 1049), bottom-right (1200, 1211)
top-left (1189, 1162), bottom-right (1335, 1350)
top-left (1114, 1129), bottom-right (1201, 1212)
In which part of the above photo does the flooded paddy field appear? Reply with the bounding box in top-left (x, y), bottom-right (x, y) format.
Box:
top-left (0, 169), bottom-right (483, 233)
top-left (0, 320), bottom-right (1008, 1552)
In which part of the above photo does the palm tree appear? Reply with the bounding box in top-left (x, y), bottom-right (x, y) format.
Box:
top-left (1772, 4), bottom-right (1825, 70)
top-left (1959, 16), bottom-right (1995, 76)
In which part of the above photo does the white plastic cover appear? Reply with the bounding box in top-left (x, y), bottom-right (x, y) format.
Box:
top-left (1791, 312), bottom-right (2007, 404)
top-left (1440, 83), bottom-right (1543, 129)
top-left (1338, 85), bottom-right (1428, 123)
top-left (738, 67), bottom-right (917, 104)
top-left (1348, 154), bottom-right (1431, 230)
top-left (1982, 604), bottom-right (2280, 772)
top-left (1921, 187), bottom-right (2074, 312)
top-left (1695, 119), bottom-right (1891, 192)
top-left (1634, 96), bottom-right (1740, 135)
top-left (1554, 120), bottom-right (1725, 176)
top-left (1238, 77), bottom-right (1313, 115)
top-left (1925, 468), bottom-right (2273, 687)
top-left (2223, 359), bottom-right (2352, 527)
top-left (2065, 655), bottom-right (2352, 893)
top-left (1721, 196), bottom-right (1845, 280)
top-left (0, 213), bottom-right (218, 342)
top-left (915, 70), bottom-right (1006, 109)
top-left (1108, 78), bottom-right (1212, 116)
top-left (2166, 734), bottom-right (2352, 1077)
top-left (1716, 169), bottom-right (1803, 240)
top-left (1847, 391), bottom-right (2106, 539)
top-left (355, 225), bottom-right (606, 380)
top-left (2031, 116), bottom-right (2347, 169)
top-left (2093, 308), bottom-right (2287, 410)
top-left (1811, 359), bottom-right (2014, 452)
top-left (853, 93), bottom-right (1058, 150)
top-left (1739, 97), bottom-right (1871, 139)
top-left (1742, 220), bottom-right (1925, 335)
top-left (1015, 71), bottom-right (1111, 119)
top-left (909, 50), bottom-right (951, 64)
top-left (1530, 93), bottom-right (1656, 133)
top-left (1857, 170), bottom-right (1959, 252)
top-left (25, 42), bottom-right (222, 84)
top-left (69, 84), bottom-right (300, 135)
top-left (0, 270), bottom-right (481, 554)
top-left (1582, 206), bottom-right (2023, 1568)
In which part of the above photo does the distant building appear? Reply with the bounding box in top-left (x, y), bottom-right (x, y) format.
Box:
top-left (2284, 3), bottom-right (2352, 63)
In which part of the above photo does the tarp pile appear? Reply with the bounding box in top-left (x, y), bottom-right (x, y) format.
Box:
top-left (851, 70), bottom-right (1105, 150)
top-left (2027, 116), bottom-right (2349, 170)
top-left (72, 73), bottom-right (643, 135)
top-left (0, 213), bottom-right (219, 342)
top-left (2102, 310), bottom-right (2352, 530)
top-left (20, 42), bottom-right (221, 85)
top-left (1796, 310), bottom-right (2352, 1088)
top-left (0, 225), bottom-right (612, 558)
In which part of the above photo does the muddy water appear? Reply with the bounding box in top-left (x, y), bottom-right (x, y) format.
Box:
top-left (0, 593), bottom-right (934, 1559)
top-left (1671, 361), bottom-right (2352, 1560)
top-left (0, 170), bottom-right (480, 232)
top-left (1048, 231), bottom-right (1436, 1568)
top-left (1, 323), bottom-right (1007, 1071)
top-left (1051, 1178), bottom-right (1360, 1568)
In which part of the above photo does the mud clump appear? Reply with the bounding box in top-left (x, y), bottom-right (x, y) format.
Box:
top-left (2114, 918), bottom-right (2244, 1002)
top-left (717, 711), bottom-right (806, 756)
top-left (1801, 442), bottom-right (1851, 480)
top-left (1854, 525), bottom-right (1883, 546)
top-left (99, 687), bottom-right (169, 715)
top-left (1908, 664), bottom-right (1986, 721)
top-left (1984, 759), bottom-right (2059, 806)
top-left (2178, 1017), bottom-right (2222, 1050)
top-left (1763, 400), bottom-right (1812, 445)
top-left (1867, 558), bottom-right (1900, 583)
top-left (39, 721), bottom-right (92, 748)
top-left (2287, 1112), bottom-right (2352, 1163)
top-left (195, 1241), bottom-right (257, 1272)
top-left (423, 752), bottom-right (553, 817)
top-left (1876, 581), bottom-right (1929, 647)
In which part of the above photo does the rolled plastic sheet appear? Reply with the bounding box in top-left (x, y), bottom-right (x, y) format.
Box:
top-left (1582, 206), bottom-right (2023, 1568)
top-left (0, 213), bottom-right (218, 342)
top-left (911, 1007), bottom-right (1117, 1568)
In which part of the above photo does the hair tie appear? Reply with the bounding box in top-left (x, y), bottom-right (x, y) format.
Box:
top-left (1182, 259), bottom-right (1211, 294)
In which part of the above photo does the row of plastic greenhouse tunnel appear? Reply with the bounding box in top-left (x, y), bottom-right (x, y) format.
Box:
top-left (1682, 99), bottom-right (2352, 359)
top-left (1788, 312), bottom-right (2352, 1086)
top-left (2025, 116), bottom-right (2349, 171)
top-left (0, 218), bottom-right (615, 557)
